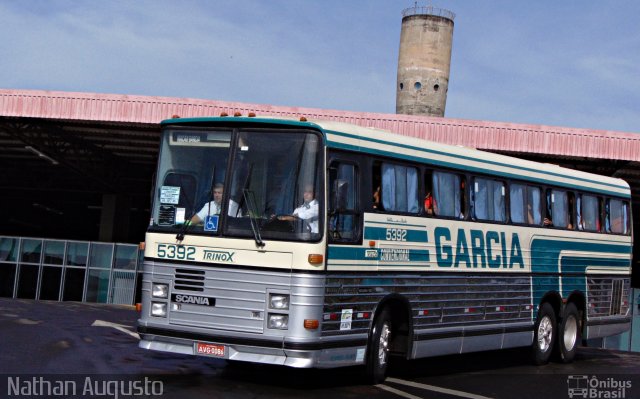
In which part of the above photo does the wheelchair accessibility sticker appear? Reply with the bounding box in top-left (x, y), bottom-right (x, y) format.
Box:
top-left (204, 215), bottom-right (219, 232)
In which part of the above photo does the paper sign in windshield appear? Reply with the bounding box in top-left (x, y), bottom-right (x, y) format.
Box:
top-left (160, 186), bottom-right (181, 204)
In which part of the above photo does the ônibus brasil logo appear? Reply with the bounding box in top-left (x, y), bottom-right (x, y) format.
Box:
top-left (567, 375), bottom-right (632, 399)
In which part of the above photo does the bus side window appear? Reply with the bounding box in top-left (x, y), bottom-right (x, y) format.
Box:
top-left (472, 177), bottom-right (504, 222)
top-left (607, 199), bottom-right (630, 234)
top-left (546, 189), bottom-right (568, 228)
top-left (329, 161), bottom-right (360, 243)
top-left (433, 171), bottom-right (464, 219)
top-left (510, 183), bottom-right (526, 224)
top-left (380, 162), bottom-right (419, 214)
top-left (512, 184), bottom-right (542, 225)
top-left (579, 194), bottom-right (600, 231)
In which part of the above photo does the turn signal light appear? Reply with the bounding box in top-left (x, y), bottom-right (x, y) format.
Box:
top-left (234, 112), bottom-right (242, 117)
top-left (171, 114), bottom-right (180, 119)
top-left (299, 116), bottom-right (307, 122)
top-left (308, 254), bottom-right (323, 264)
top-left (304, 319), bottom-right (319, 329)
top-left (248, 112), bottom-right (256, 117)
top-left (220, 112), bottom-right (228, 117)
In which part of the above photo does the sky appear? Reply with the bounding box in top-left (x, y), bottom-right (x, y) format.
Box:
top-left (1, 0), bottom-right (639, 133)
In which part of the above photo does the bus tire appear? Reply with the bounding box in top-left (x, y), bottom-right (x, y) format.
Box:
top-left (365, 308), bottom-right (392, 384)
top-left (531, 302), bottom-right (556, 365)
top-left (557, 302), bottom-right (580, 363)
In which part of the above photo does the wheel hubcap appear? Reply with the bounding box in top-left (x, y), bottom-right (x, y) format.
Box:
top-left (564, 315), bottom-right (578, 351)
top-left (378, 322), bottom-right (391, 366)
top-left (537, 315), bottom-right (553, 351)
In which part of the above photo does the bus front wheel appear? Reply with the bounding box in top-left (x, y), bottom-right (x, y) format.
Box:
top-left (556, 302), bottom-right (580, 363)
top-left (365, 308), bottom-right (392, 384)
top-left (531, 302), bottom-right (556, 365)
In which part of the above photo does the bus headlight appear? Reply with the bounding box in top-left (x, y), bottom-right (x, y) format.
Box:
top-left (268, 314), bottom-right (289, 330)
top-left (269, 294), bottom-right (290, 310)
top-left (152, 283), bottom-right (169, 299)
top-left (151, 302), bottom-right (167, 317)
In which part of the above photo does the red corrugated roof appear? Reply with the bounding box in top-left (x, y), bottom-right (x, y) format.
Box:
top-left (1, 88), bottom-right (639, 161)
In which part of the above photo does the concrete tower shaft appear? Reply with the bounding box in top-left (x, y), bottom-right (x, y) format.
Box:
top-left (396, 6), bottom-right (455, 117)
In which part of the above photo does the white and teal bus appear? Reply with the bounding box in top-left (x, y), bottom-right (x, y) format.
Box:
top-left (137, 116), bottom-right (633, 382)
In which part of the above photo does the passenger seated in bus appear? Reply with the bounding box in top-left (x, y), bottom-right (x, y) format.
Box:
top-left (424, 192), bottom-right (436, 216)
top-left (191, 183), bottom-right (241, 224)
top-left (373, 186), bottom-right (381, 210)
top-left (277, 185), bottom-right (319, 233)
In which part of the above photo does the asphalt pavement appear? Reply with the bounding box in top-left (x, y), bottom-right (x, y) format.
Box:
top-left (0, 298), bottom-right (638, 399)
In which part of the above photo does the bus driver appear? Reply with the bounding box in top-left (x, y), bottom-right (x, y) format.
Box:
top-left (191, 183), bottom-right (241, 224)
top-left (277, 185), bottom-right (319, 233)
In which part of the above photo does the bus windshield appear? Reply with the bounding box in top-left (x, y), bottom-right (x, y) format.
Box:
top-left (150, 127), bottom-right (323, 242)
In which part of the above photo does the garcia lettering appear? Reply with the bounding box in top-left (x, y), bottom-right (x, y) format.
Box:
top-left (434, 227), bottom-right (524, 269)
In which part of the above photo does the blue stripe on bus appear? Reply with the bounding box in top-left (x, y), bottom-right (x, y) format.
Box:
top-left (329, 240), bottom-right (631, 266)
top-left (327, 246), bottom-right (431, 263)
top-left (529, 239), bottom-right (631, 309)
top-left (326, 133), bottom-right (629, 197)
top-left (530, 239), bottom-right (631, 274)
top-left (364, 226), bottom-right (429, 242)
top-left (328, 246), bottom-right (373, 261)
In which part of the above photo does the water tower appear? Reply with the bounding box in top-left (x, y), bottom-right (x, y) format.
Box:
top-left (396, 4), bottom-right (455, 117)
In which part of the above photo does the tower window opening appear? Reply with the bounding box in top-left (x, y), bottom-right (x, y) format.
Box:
top-left (414, 82), bottom-right (422, 90)
top-left (399, 83), bottom-right (404, 90)
top-left (434, 84), bottom-right (440, 92)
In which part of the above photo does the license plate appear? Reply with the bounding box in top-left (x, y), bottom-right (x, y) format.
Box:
top-left (196, 342), bottom-right (226, 357)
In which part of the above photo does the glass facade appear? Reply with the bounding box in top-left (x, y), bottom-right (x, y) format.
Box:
top-left (0, 236), bottom-right (141, 305)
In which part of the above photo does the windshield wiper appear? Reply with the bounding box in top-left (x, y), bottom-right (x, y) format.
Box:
top-left (175, 220), bottom-right (192, 242)
top-left (243, 189), bottom-right (265, 247)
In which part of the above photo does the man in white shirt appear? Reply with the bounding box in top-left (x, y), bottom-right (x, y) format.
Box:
top-left (191, 183), bottom-right (224, 224)
top-left (191, 183), bottom-right (241, 225)
top-left (278, 185), bottom-right (319, 233)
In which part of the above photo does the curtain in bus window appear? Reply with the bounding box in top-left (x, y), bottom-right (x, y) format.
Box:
top-left (581, 195), bottom-right (598, 231)
top-left (527, 186), bottom-right (542, 224)
top-left (493, 182), bottom-right (505, 222)
top-left (474, 178), bottom-right (489, 220)
top-left (473, 178), bottom-right (504, 222)
top-left (576, 196), bottom-right (582, 230)
top-left (510, 184), bottom-right (525, 223)
top-left (552, 190), bottom-right (568, 227)
top-left (608, 199), bottom-right (626, 234)
top-left (381, 164), bottom-right (418, 213)
top-left (433, 172), bottom-right (460, 217)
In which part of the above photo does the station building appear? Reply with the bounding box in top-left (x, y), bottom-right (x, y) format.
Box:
top-left (0, 88), bottom-right (638, 350)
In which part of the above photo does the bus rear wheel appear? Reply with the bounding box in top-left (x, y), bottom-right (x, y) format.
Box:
top-left (365, 308), bottom-right (392, 384)
top-left (531, 302), bottom-right (556, 365)
top-left (556, 302), bottom-right (580, 363)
